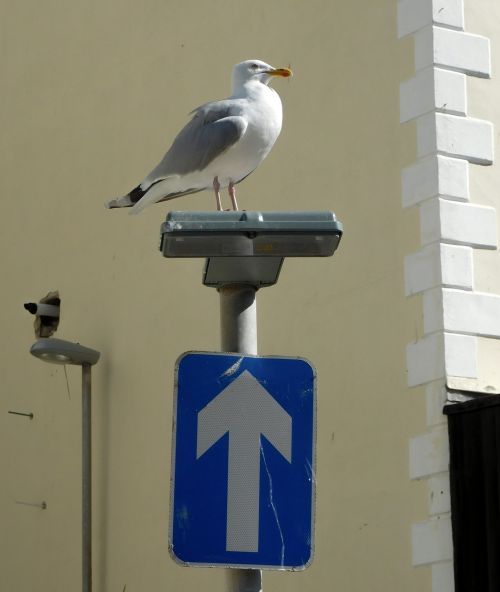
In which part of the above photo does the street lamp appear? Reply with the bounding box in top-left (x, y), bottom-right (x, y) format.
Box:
top-left (30, 337), bottom-right (100, 592)
top-left (160, 210), bottom-right (343, 592)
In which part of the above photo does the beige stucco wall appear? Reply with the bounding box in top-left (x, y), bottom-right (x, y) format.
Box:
top-left (1, 1), bottom-right (431, 590)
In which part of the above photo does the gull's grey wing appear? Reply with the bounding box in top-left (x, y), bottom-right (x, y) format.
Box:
top-left (143, 101), bottom-right (247, 185)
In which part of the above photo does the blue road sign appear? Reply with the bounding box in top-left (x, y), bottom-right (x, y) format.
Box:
top-left (170, 351), bottom-right (316, 570)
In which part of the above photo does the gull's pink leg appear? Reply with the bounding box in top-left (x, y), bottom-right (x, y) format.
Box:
top-left (213, 176), bottom-right (222, 211)
top-left (228, 182), bottom-right (239, 211)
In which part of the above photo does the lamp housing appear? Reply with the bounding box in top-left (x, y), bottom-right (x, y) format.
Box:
top-left (160, 211), bottom-right (343, 258)
top-left (30, 338), bottom-right (100, 366)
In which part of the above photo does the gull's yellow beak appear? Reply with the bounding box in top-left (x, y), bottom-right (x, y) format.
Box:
top-left (268, 67), bottom-right (293, 78)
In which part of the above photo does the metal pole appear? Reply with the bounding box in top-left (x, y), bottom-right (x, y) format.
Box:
top-left (219, 284), bottom-right (262, 592)
top-left (82, 363), bottom-right (92, 592)
top-left (219, 285), bottom-right (258, 356)
top-left (226, 569), bottom-right (262, 592)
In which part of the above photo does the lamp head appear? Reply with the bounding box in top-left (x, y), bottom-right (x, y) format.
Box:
top-left (30, 338), bottom-right (100, 366)
top-left (160, 211), bottom-right (343, 289)
top-left (160, 211), bottom-right (343, 258)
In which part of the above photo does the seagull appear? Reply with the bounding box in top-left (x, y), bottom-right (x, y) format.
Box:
top-left (106, 59), bottom-right (292, 214)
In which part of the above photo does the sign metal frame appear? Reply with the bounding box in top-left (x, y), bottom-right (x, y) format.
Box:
top-left (169, 351), bottom-right (317, 571)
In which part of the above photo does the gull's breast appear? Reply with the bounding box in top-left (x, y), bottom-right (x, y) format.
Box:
top-left (207, 89), bottom-right (283, 187)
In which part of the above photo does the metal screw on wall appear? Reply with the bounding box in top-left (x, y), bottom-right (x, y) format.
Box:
top-left (8, 411), bottom-right (34, 419)
top-left (15, 500), bottom-right (47, 509)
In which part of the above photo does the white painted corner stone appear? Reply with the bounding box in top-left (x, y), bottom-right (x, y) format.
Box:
top-left (398, 0), bottom-right (464, 39)
top-left (406, 332), bottom-right (478, 387)
top-left (400, 67), bottom-right (467, 123)
top-left (424, 288), bottom-right (500, 338)
top-left (425, 381), bottom-right (448, 427)
top-left (416, 112), bottom-right (494, 165)
top-left (439, 243), bottom-right (473, 289)
top-left (405, 243), bottom-right (473, 295)
top-left (432, 561), bottom-right (455, 592)
top-left (420, 198), bottom-right (497, 249)
top-left (412, 516), bottom-right (453, 566)
top-left (410, 426), bottom-right (449, 479)
top-left (402, 155), bottom-right (469, 208)
top-left (428, 473), bottom-right (451, 515)
top-left (414, 26), bottom-right (491, 78)
top-left (442, 331), bottom-right (478, 377)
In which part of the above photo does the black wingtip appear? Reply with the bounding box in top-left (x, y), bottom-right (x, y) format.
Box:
top-left (129, 184), bottom-right (146, 204)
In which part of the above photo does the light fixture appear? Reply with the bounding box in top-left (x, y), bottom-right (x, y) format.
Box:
top-left (24, 291), bottom-right (60, 337)
top-left (160, 211), bottom-right (343, 288)
top-left (160, 210), bottom-right (343, 257)
top-left (30, 337), bottom-right (100, 592)
top-left (30, 338), bottom-right (100, 366)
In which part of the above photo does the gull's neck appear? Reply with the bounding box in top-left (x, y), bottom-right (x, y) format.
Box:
top-left (231, 78), bottom-right (272, 100)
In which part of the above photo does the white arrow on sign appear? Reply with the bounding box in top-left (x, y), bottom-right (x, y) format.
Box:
top-left (197, 370), bottom-right (292, 553)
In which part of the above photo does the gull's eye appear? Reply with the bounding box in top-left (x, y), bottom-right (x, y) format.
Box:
top-left (250, 63), bottom-right (260, 71)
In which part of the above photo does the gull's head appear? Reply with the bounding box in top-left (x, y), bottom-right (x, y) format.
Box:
top-left (232, 59), bottom-right (292, 91)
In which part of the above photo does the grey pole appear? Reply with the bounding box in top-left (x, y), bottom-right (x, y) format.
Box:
top-left (219, 284), bottom-right (262, 592)
top-left (82, 363), bottom-right (92, 592)
top-left (220, 286), bottom-right (258, 355)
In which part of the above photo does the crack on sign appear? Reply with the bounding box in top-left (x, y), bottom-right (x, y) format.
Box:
top-left (305, 458), bottom-right (316, 484)
top-left (220, 357), bottom-right (244, 378)
top-left (260, 442), bottom-right (285, 566)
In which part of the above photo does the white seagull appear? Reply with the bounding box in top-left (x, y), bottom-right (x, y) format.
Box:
top-left (106, 59), bottom-right (292, 214)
